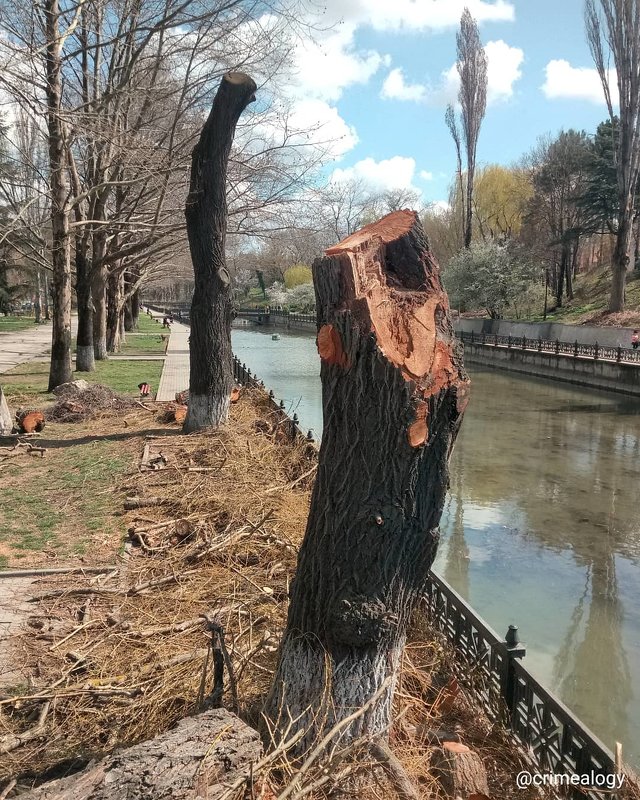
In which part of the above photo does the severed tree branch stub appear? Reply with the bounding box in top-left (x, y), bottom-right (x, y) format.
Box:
top-left (267, 209), bottom-right (469, 751)
top-left (183, 72), bottom-right (256, 433)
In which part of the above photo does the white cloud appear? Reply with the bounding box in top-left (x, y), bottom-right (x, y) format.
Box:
top-left (287, 99), bottom-right (359, 159)
top-left (318, 0), bottom-right (514, 32)
top-left (485, 40), bottom-right (524, 102)
top-left (380, 68), bottom-right (426, 102)
top-left (424, 40), bottom-right (523, 106)
top-left (419, 170), bottom-right (434, 181)
top-left (541, 59), bottom-right (614, 105)
top-left (292, 24), bottom-right (389, 103)
top-left (330, 156), bottom-right (418, 191)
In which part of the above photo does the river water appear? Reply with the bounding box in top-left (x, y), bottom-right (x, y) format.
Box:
top-left (232, 323), bottom-right (640, 766)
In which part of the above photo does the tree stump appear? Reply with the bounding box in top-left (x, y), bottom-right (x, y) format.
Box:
top-left (17, 410), bottom-right (46, 434)
top-left (431, 741), bottom-right (490, 799)
top-left (266, 210), bottom-right (469, 752)
top-left (0, 385), bottom-right (12, 435)
top-left (19, 709), bottom-right (261, 799)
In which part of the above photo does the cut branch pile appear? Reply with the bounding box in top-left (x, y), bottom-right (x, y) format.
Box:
top-left (47, 384), bottom-right (138, 423)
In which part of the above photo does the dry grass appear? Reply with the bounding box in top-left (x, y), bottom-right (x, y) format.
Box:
top-left (0, 390), bottom-right (637, 799)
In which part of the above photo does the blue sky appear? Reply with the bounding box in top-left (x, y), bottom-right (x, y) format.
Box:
top-left (288, 0), bottom-right (614, 207)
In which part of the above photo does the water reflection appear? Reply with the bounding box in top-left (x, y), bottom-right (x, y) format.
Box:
top-left (231, 324), bottom-right (640, 766)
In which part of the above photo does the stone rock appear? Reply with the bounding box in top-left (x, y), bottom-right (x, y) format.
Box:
top-left (52, 380), bottom-right (92, 396)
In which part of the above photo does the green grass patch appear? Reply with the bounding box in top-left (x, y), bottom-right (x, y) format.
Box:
top-left (0, 440), bottom-right (130, 561)
top-left (136, 313), bottom-right (166, 333)
top-left (118, 333), bottom-right (168, 356)
top-left (2, 358), bottom-right (164, 403)
top-left (0, 315), bottom-right (41, 333)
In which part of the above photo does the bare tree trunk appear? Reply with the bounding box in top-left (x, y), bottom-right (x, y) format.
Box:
top-left (34, 270), bottom-right (42, 324)
top-left (75, 244), bottom-right (95, 372)
top-left (43, 273), bottom-right (50, 320)
top-left (45, 0), bottom-right (72, 392)
top-left (267, 210), bottom-right (469, 753)
top-left (106, 268), bottom-right (122, 353)
top-left (183, 72), bottom-right (256, 433)
top-left (609, 213), bottom-right (633, 312)
top-left (131, 287), bottom-right (140, 329)
top-left (92, 241), bottom-right (108, 360)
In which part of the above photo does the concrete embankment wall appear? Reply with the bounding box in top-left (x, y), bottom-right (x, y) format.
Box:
top-left (455, 318), bottom-right (636, 348)
top-left (463, 342), bottom-right (640, 397)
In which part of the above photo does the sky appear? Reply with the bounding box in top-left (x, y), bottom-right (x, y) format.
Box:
top-left (284, 0), bottom-right (615, 208)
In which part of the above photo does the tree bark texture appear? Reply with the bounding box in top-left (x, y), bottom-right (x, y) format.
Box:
top-left (609, 211), bottom-right (633, 312)
top-left (183, 72), bottom-right (256, 433)
top-left (75, 245), bottom-right (95, 372)
top-left (18, 709), bottom-right (261, 800)
top-left (267, 210), bottom-right (469, 753)
top-left (45, 0), bottom-right (73, 392)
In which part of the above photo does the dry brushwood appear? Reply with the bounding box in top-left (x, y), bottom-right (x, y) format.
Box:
top-left (1, 390), bottom-right (634, 800)
top-left (47, 384), bottom-right (137, 423)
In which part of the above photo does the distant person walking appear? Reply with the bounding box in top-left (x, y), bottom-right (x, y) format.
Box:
top-left (632, 330), bottom-right (639, 350)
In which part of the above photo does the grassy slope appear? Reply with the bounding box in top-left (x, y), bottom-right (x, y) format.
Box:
top-left (538, 266), bottom-right (640, 327)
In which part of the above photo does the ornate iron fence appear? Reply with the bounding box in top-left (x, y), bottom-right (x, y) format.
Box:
top-left (423, 571), bottom-right (618, 798)
top-left (232, 356), bottom-right (316, 444)
top-left (460, 330), bottom-right (640, 365)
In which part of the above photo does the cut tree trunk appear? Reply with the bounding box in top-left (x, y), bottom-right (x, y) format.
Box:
top-left (183, 72), bottom-right (257, 433)
top-left (431, 741), bottom-right (490, 799)
top-left (266, 210), bottom-right (469, 753)
top-left (0, 385), bottom-right (12, 435)
top-left (18, 709), bottom-right (261, 800)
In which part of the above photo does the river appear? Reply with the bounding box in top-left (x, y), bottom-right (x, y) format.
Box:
top-left (232, 323), bottom-right (640, 766)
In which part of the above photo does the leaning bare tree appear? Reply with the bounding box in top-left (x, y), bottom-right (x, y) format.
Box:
top-left (267, 210), bottom-right (469, 751)
top-left (183, 73), bottom-right (257, 432)
top-left (451, 8), bottom-right (487, 249)
top-left (585, 0), bottom-right (640, 312)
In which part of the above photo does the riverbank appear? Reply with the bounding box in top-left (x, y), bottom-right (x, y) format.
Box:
top-left (0, 390), bottom-right (569, 799)
top-left (232, 324), bottom-right (640, 770)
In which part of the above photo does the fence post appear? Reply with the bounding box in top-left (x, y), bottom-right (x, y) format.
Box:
top-left (555, 339), bottom-right (560, 355)
top-left (573, 340), bottom-right (579, 358)
top-left (507, 335), bottom-right (512, 348)
top-left (482, 331), bottom-right (486, 345)
top-left (494, 333), bottom-right (498, 346)
top-left (617, 346), bottom-right (622, 363)
top-left (307, 430), bottom-right (314, 443)
top-left (500, 625), bottom-right (526, 719)
top-left (594, 341), bottom-right (599, 361)
top-left (292, 412), bottom-right (299, 440)
top-left (538, 337), bottom-right (542, 352)
top-left (522, 335), bottom-right (526, 350)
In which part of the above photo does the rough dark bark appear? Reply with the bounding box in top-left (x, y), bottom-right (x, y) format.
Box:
top-left (183, 72), bottom-right (256, 433)
top-left (267, 210), bottom-right (469, 752)
top-left (75, 246), bottom-right (95, 372)
top-left (45, 0), bottom-right (73, 392)
top-left (18, 709), bottom-right (261, 800)
top-left (92, 260), bottom-right (107, 360)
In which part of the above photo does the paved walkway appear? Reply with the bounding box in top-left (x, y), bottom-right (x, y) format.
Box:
top-left (0, 318), bottom-right (78, 375)
top-left (155, 317), bottom-right (190, 401)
